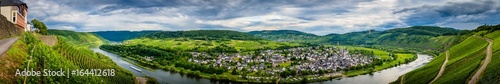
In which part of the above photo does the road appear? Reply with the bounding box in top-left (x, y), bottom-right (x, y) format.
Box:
top-left (0, 37), bottom-right (19, 56)
top-left (468, 36), bottom-right (493, 84)
top-left (430, 51), bottom-right (449, 84)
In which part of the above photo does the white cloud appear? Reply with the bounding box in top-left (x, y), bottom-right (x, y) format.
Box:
top-left (199, 13), bottom-right (306, 29)
top-left (26, 0), bottom-right (202, 32)
top-left (200, 0), bottom-right (411, 35)
top-left (23, 0), bottom-right (499, 35)
top-left (53, 25), bottom-right (77, 30)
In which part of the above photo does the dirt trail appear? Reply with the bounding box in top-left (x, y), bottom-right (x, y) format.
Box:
top-left (468, 36), bottom-right (493, 84)
top-left (430, 51), bottom-right (449, 84)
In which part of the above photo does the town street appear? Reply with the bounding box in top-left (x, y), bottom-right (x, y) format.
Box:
top-left (0, 37), bottom-right (19, 56)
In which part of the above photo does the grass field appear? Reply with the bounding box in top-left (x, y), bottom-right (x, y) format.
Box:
top-left (478, 52), bottom-right (500, 83)
top-left (478, 31), bottom-right (500, 83)
top-left (446, 36), bottom-right (487, 66)
top-left (485, 31), bottom-right (500, 51)
top-left (335, 46), bottom-right (391, 60)
top-left (434, 48), bottom-right (485, 84)
top-left (124, 38), bottom-right (300, 51)
top-left (396, 32), bottom-right (492, 84)
top-left (428, 36), bottom-right (488, 84)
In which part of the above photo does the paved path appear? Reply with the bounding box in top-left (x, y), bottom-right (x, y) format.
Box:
top-left (0, 37), bottom-right (19, 56)
top-left (430, 51), bottom-right (449, 84)
top-left (468, 36), bottom-right (493, 84)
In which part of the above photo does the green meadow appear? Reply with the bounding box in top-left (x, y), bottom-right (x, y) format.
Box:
top-left (124, 38), bottom-right (301, 51)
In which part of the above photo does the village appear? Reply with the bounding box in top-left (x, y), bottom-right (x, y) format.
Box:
top-left (188, 46), bottom-right (376, 77)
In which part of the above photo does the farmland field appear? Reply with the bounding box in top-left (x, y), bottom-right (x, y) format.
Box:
top-left (124, 38), bottom-right (301, 51)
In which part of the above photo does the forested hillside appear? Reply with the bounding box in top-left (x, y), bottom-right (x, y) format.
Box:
top-left (247, 26), bottom-right (464, 51)
top-left (88, 26), bottom-right (466, 52)
top-left (248, 30), bottom-right (324, 42)
top-left (383, 26), bottom-right (462, 36)
top-left (92, 31), bottom-right (160, 42)
top-left (142, 30), bottom-right (261, 40)
top-left (48, 29), bottom-right (105, 47)
top-left (327, 26), bottom-right (464, 50)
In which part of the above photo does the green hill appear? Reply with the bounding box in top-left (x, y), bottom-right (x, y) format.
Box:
top-left (142, 30), bottom-right (261, 40)
top-left (391, 25), bottom-right (500, 84)
top-left (326, 26), bottom-right (464, 51)
top-left (92, 31), bottom-right (161, 42)
top-left (248, 30), bottom-right (324, 42)
top-left (248, 26), bottom-right (463, 51)
top-left (48, 29), bottom-right (106, 47)
top-left (123, 38), bottom-right (301, 52)
top-left (383, 26), bottom-right (462, 36)
top-left (86, 26), bottom-right (465, 51)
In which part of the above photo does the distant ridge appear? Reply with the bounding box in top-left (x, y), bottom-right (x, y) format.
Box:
top-left (141, 30), bottom-right (261, 40)
top-left (92, 30), bottom-right (161, 42)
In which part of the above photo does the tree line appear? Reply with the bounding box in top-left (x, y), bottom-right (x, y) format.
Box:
top-left (100, 44), bottom-right (228, 74)
top-left (143, 30), bottom-right (262, 40)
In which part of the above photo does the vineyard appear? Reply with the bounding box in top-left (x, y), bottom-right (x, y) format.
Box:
top-left (479, 31), bottom-right (500, 83)
top-left (17, 32), bottom-right (135, 84)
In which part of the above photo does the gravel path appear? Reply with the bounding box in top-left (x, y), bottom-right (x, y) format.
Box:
top-left (430, 51), bottom-right (449, 84)
top-left (468, 36), bottom-right (493, 84)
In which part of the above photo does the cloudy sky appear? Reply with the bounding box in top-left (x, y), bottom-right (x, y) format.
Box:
top-left (24, 0), bottom-right (500, 35)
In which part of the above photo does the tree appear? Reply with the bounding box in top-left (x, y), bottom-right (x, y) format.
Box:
top-left (31, 19), bottom-right (48, 35)
top-left (301, 77), bottom-right (308, 84)
top-left (231, 68), bottom-right (238, 75)
top-left (145, 76), bottom-right (160, 84)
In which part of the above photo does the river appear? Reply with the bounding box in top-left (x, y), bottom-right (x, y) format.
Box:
top-left (91, 48), bottom-right (433, 84)
top-left (91, 48), bottom-right (214, 84)
top-left (311, 54), bottom-right (433, 84)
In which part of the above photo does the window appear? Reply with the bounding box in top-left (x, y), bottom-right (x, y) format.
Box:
top-left (13, 12), bottom-right (16, 22)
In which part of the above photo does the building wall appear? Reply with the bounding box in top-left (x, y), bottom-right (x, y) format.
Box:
top-left (0, 14), bottom-right (22, 39)
top-left (0, 5), bottom-right (28, 30)
top-left (16, 12), bottom-right (25, 28)
top-left (17, 5), bottom-right (27, 30)
top-left (0, 6), bottom-right (12, 22)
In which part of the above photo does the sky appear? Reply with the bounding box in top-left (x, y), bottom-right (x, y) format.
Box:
top-left (23, 0), bottom-right (500, 35)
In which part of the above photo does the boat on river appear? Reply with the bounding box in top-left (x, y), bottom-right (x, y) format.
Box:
top-left (130, 66), bottom-right (142, 72)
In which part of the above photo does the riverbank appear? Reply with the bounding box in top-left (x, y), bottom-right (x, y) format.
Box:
top-left (313, 54), bottom-right (432, 84)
